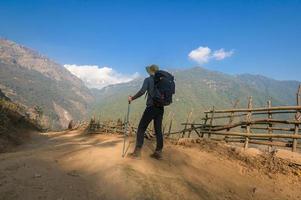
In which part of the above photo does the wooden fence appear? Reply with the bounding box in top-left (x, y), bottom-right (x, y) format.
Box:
top-left (87, 117), bottom-right (156, 139)
top-left (169, 85), bottom-right (301, 152)
top-left (87, 86), bottom-right (301, 152)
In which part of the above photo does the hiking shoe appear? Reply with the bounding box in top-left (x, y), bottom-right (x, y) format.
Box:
top-left (127, 147), bottom-right (141, 159)
top-left (150, 150), bottom-right (162, 160)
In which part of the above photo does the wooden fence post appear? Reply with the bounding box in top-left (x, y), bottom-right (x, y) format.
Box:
top-left (167, 113), bottom-right (174, 138)
top-left (208, 106), bottom-right (215, 138)
top-left (163, 112), bottom-right (171, 135)
top-left (293, 85), bottom-right (301, 152)
top-left (225, 100), bottom-right (239, 142)
top-left (244, 96), bottom-right (253, 149)
top-left (181, 111), bottom-right (193, 138)
top-left (267, 100), bottom-right (273, 152)
top-left (187, 111), bottom-right (193, 138)
top-left (188, 120), bottom-right (194, 138)
top-left (229, 100), bottom-right (239, 125)
top-left (192, 124), bottom-right (202, 137)
top-left (201, 113), bottom-right (209, 137)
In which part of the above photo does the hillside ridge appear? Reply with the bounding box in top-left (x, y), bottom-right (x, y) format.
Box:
top-left (0, 39), bottom-right (94, 129)
top-left (91, 67), bottom-right (300, 129)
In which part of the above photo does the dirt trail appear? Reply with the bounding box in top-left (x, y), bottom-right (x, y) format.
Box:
top-left (0, 129), bottom-right (301, 200)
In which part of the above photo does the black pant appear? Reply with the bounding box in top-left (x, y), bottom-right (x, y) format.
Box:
top-left (136, 106), bottom-right (164, 151)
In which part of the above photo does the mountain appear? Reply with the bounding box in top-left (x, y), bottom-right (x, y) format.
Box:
top-left (0, 39), bottom-right (94, 129)
top-left (236, 74), bottom-right (299, 105)
top-left (1, 39), bottom-right (299, 131)
top-left (91, 67), bottom-right (300, 130)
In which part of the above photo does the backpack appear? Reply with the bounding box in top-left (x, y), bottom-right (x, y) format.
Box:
top-left (152, 70), bottom-right (175, 107)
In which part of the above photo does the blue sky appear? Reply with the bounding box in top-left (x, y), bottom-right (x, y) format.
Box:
top-left (1, 0), bottom-right (301, 86)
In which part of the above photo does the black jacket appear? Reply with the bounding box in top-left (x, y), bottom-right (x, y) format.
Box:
top-left (132, 76), bottom-right (154, 107)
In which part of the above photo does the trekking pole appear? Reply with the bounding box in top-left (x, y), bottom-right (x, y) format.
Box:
top-left (122, 101), bottom-right (131, 157)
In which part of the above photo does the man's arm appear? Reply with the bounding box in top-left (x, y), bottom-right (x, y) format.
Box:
top-left (129, 78), bottom-right (148, 101)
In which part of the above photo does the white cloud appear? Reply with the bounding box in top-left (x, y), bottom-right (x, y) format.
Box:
top-left (212, 48), bottom-right (234, 60)
top-left (188, 46), bottom-right (211, 64)
top-left (64, 64), bottom-right (139, 89)
top-left (188, 46), bottom-right (234, 64)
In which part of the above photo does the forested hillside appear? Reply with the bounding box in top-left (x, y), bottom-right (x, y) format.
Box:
top-left (91, 67), bottom-right (300, 129)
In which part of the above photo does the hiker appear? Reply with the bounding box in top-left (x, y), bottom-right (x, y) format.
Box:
top-left (128, 64), bottom-right (175, 159)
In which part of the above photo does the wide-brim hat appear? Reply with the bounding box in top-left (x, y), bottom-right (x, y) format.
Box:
top-left (146, 64), bottom-right (159, 75)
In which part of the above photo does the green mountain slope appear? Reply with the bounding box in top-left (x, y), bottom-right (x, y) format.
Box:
top-left (90, 67), bottom-right (300, 129)
top-left (236, 74), bottom-right (299, 105)
top-left (0, 39), bottom-right (94, 129)
top-left (1, 39), bottom-right (299, 131)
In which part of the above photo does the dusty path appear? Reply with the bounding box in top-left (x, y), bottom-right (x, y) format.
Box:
top-left (0, 129), bottom-right (301, 200)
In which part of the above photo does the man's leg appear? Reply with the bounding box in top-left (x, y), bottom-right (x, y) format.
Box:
top-left (135, 107), bottom-right (153, 148)
top-left (153, 107), bottom-right (164, 151)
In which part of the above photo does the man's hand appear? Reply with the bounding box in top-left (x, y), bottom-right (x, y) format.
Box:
top-left (128, 96), bottom-right (133, 103)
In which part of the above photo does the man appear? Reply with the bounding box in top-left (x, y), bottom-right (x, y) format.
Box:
top-left (128, 64), bottom-right (164, 159)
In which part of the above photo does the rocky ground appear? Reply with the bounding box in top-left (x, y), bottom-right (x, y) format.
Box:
top-left (0, 128), bottom-right (301, 200)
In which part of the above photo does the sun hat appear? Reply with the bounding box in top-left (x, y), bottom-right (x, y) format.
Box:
top-left (146, 64), bottom-right (159, 75)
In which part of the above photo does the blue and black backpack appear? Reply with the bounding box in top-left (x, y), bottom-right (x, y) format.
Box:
top-left (152, 70), bottom-right (175, 107)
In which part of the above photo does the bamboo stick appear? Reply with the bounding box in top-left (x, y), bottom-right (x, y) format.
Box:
top-left (201, 113), bottom-right (209, 137)
top-left (241, 126), bottom-right (294, 132)
top-left (201, 111), bottom-right (297, 120)
top-left (225, 136), bottom-right (284, 141)
top-left (204, 106), bottom-right (301, 114)
top-left (181, 123), bottom-right (223, 127)
top-left (293, 85), bottom-right (301, 152)
top-left (208, 106), bottom-right (215, 138)
top-left (188, 124), bottom-right (193, 138)
top-left (192, 124), bottom-right (202, 137)
top-left (203, 119), bottom-right (301, 132)
top-left (201, 114), bottom-right (246, 120)
top-left (225, 100), bottom-right (239, 141)
top-left (267, 100), bottom-right (273, 152)
top-left (187, 111), bottom-right (194, 138)
top-left (225, 139), bottom-right (293, 148)
top-left (181, 111), bottom-right (192, 138)
top-left (198, 130), bottom-right (301, 139)
top-left (167, 113), bottom-right (174, 137)
top-left (244, 96), bottom-right (253, 149)
top-left (212, 137), bottom-right (301, 148)
top-left (163, 112), bottom-right (171, 135)
top-left (293, 124), bottom-right (299, 152)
